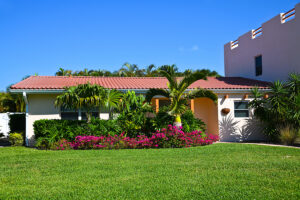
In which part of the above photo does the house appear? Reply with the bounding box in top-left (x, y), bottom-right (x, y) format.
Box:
top-left (224, 3), bottom-right (300, 82)
top-left (10, 76), bottom-right (270, 146)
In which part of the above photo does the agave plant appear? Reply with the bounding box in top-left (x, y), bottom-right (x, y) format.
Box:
top-left (146, 65), bottom-right (218, 127)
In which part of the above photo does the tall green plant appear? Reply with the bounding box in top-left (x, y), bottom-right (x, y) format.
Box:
top-left (249, 73), bottom-right (300, 141)
top-left (102, 89), bottom-right (123, 119)
top-left (117, 91), bottom-right (153, 136)
top-left (55, 83), bottom-right (106, 122)
top-left (145, 65), bottom-right (217, 127)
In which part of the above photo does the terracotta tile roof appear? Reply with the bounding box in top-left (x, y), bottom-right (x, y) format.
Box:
top-left (10, 76), bottom-right (270, 90)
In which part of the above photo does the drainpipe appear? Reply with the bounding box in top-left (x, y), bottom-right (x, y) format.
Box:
top-left (22, 92), bottom-right (29, 146)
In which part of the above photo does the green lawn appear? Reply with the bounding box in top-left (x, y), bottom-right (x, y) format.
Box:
top-left (0, 144), bottom-right (299, 200)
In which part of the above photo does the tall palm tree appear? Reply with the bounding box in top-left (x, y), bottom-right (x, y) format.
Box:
top-left (55, 84), bottom-right (106, 123)
top-left (145, 65), bottom-right (218, 127)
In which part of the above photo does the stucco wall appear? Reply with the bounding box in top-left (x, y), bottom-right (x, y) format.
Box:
top-left (217, 94), bottom-right (266, 142)
top-left (194, 98), bottom-right (219, 135)
top-left (224, 3), bottom-right (300, 82)
top-left (26, 94), bottom-right (60, 145)
top-left (25, 92), bottom-right (267, 145)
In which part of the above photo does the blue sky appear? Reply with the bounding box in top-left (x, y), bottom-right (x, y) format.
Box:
top-left (0, 0), bottom-right (298, 91)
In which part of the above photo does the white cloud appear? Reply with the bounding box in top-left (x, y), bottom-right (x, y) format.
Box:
top-left (178, 45), bottom-right (199, 52)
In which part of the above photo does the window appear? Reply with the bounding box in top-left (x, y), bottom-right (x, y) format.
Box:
top-left (60, 107), bottom-right (78, 120)
top-left (255, 55), bottom-right (262, 76)
top-left (159, 99), bottom-right (171, 108)
top-left (234, 101), bottom-right (249, 118)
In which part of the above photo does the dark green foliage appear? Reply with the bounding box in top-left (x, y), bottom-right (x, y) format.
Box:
top-left (151, 106), bottom-right (174, 130)
top-left (116, 91), bottom-right (153, 137)
top-left (249, 73), bottom-right (300, 142)
top-left (9, 114), bottom-right (25, 133)
top-left (54, 64), bottom-right (222, 78)
top-left (152, 107), bottom-right (206, 133)
top-left (34, 118), bottom-right (122, 148)
top-left (181, 110), bottom-right (206, 133)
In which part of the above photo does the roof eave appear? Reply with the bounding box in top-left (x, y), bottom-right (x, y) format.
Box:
top-left (10, 88), bottom-right (272, 94)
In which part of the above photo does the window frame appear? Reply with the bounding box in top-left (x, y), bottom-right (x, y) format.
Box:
top-left (60, 106), bottom-right (79, 120)
top-left (234, 101), bottom-right (250, 118)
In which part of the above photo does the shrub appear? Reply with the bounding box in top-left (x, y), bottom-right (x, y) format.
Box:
top-left (116, 91), bottom-right (154, 137)
top-left (249, 73), bottom-right (300, 142)
top-left (181, 110), bottom-right (206, 133)
top-left (33, 118), bottom-right (122, 148)
top-left (51, 125), bottom-right (219, 150)
top-left (9, 133), bottom-right (23, 146)
top-left (279, 126), bottom-right (299, 146)
top-left (152, 108), bottom-right (206, 133)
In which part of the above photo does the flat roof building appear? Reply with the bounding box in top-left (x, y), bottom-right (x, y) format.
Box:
top-left (224, 3), bottom-right (300, 82)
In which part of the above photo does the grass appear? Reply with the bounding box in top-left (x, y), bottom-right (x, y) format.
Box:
top-left (0, 143), bottom-right (299, 200)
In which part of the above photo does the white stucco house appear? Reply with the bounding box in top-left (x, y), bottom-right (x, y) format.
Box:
top-left (10, 3), bottom-right (300, 146)
top-left (224, 3), bottom-right (300, 82)
top-left (10, 76), bottom-right (271, 146)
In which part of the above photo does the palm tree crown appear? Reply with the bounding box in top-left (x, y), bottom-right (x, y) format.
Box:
top-left (55, 83), bottom-right (106, 122)
top-left (146, 65), bottom-right (217, 126)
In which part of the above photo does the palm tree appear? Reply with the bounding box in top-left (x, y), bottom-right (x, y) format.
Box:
top-left (102, 89), bottom-right (123, 119)
top-left (0, 92), bottom-right (25, 112)
top-left (145, 64), bottom-right (157, 77)
top-left (118, 63), bottom-right (140, 77)
top-left (145, 65), bottom-right (218, 127)
top-left (55, 83), bottom-right (106, 123)
top-left (55, 68), bottom-right (72, 76)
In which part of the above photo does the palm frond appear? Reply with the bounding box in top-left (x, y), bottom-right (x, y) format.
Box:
top-left (188, 89), bottom-right (218, 103)
top-left (145, 88), bottom-right (170, 102)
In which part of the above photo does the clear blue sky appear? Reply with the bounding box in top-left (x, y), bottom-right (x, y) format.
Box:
top-left (0, 0), bottom-right (298, 91)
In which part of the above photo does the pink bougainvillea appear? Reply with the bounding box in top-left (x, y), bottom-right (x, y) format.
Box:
top-left (55, 125), bottom-right (219, 150)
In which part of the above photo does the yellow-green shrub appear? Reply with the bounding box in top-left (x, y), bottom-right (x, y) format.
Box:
top-left (279, 126), bottom-right (299, 146)
top-left (9, 133), bottom-right (24, 146)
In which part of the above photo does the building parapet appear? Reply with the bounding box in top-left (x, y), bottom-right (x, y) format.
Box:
top-left (228, 4), bottom-right (298, 50)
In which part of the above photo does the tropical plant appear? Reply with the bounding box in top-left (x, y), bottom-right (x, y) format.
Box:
top-left (117, 91), bottom-right (153, 136)
top-left (55, 68), bottom-right (72, 76)
top-left (118, 63), bottom-right (141, 77)
top-left (145, 65), bottom-right (218, 127)
top-left (249, 73), bottom-right (300, 142)
top-left (279, 126), bottom-right (300, 146)
top-left (55, 83), bottom-right (106, 122)
top-left (0, 92), bottom-right (25, 112)
top-left (9, 133), bottom-right (23, 146)
top-left (54, 64), bottom-right (221, 78)
top-left (145, 64), bottom-right (157, 77)
top-left (102, 89), bottom-right (123, 119)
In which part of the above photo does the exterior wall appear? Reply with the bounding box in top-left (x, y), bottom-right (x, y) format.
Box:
top-left (217, 93), bottom-right (266, 142)
top-left (194, 98), bottom-right (218, 135)
top-left (25, 92), bottom-right (267, 145)
top-left (26, 94), bottom-right (60, 145)
top-left (224, 3), bottom-right (300, 82)
top-left (0, 113), bottom-right (10, 137)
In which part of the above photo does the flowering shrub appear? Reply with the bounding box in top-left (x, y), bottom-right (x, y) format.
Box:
top-left (53, 125), bottom-right (218, 150)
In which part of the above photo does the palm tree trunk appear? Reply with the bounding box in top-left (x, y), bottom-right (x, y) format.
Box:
top-left (173, 114), bottom-right (182, 128)
top-left (86, 112), bottom-right (92, 123)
